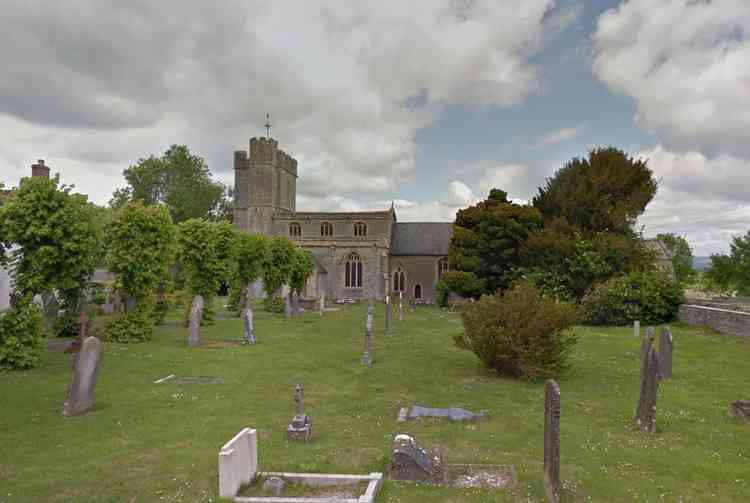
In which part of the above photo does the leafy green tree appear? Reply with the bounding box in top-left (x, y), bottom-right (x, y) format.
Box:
top-left (111, 145), bottom-right (225, 223)
top-left (656, 233), bottom-right (695, 286)
top-left (449, 189), bottom-right (542, 294)
top-left (0, 295), bottom-right (43, 370)
top-left (533, 147), bottom-right (657, 235)
top-left (105, 202), bottom-right (176, 342)
top-left (0, 175), bottom-right (103, 333)
top-left (289, 248), bottom-right (315, 297)
top-left (230, 233), bottom-right (268, 310)
top-left (262, 236), bottom-right (296, 298)
top-left (706, 231), bottom-right (750, 295)
top-left (177, 219), bottom-right (235, 323)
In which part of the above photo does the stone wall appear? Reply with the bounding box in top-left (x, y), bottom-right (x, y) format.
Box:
top-left (389, 255), bottom-right (446, 303)
top-left (678, 304), bottom-right (750, 338)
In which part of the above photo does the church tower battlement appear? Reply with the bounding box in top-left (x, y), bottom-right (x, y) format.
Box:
top-left (234, 136), bottom-right (297, 234)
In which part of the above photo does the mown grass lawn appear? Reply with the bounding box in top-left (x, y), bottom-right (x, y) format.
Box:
top-left (1, 301), bottom-right (748, 502)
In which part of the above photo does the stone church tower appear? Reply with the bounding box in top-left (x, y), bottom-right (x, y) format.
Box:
top-left (233, 137), bottom-right (298, 234)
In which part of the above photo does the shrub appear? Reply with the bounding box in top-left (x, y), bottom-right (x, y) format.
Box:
top-left (437, 271), bottom-right (485, 306)
top-left (454, 282), bottom-right (578, 380)
top-left (580, 269), bottom-right (684, 326)
top-left (0, 299), bottom-right (43, 370)
top-left (263, 295), bottom-right (285, 313)
top-left (106, 304), bottom-right (155, 343)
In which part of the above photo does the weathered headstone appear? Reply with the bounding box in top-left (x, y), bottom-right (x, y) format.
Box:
top-left (262, 476), bottom-right (286, 496)
top-left (390, 434), bottom-right (446, 484)
top-left (188, 295), bottom-right (204, 347)
top-left (659, 326), bottom-right (673, 379)
top-left (398, 292), bottom-right (403, 321)
top-left (292, 291), bottom-right (301, 314)
top-left (634, 319), bottom-right (640, 338)
top-left (284, 294), bottom-right (292, 319)
top-left (362, 305), bottom-right (374, 366)
top-left (634, 346), bottom-right (660, 432)
top-left (242, 306), bottom-right (256, 344)
top-left (729, 400), bottom-right (750, 421)
top-left (544, 380), bottom-right (561, 503)
top-left (639, 326), bottom-right (655, 381)
top-left (286, 384), bottom-right (312, 442)
top-left (63, 336), bottom-right (102, 416)
top-left (319, 290), bottom-right (325, 316)
top-left (385, 295), bottom-right (392, 335)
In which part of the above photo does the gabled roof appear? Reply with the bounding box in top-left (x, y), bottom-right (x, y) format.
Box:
top-left (391, 222), bottom-right (453, 256)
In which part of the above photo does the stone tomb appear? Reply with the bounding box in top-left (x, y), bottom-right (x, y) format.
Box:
top-left (219, 427), bottom-right (383, 502)
top-left (188, 294), bottom-right (204, 347)
top-left (544, 380), bottom-right (561, 503)
top-left (63, 336), bottom-right (103, 416)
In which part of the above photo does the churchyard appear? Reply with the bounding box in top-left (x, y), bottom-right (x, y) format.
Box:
top-left (1, 300), bottom-right (748, 502)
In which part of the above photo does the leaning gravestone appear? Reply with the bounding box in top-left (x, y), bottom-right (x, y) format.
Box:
top-left (634, 346), bottom-right (660, 432)
top-left (385, 295), bottom-right (392, 335)
top-left (284, 294), bottom-right (292, 319)
top-left (362, 305), bottom-right (374, 366)
top-left (544, 380), bottom-right (561, 503)
top-left (659, 326), bottom-right (673, 380)
top-left (63, 336), bottom-right (102, 416)
top-left (390, 434), bottom-right (446, 484)
top-left (243, 306), bottom-right (256, 344)
top-left (639, 327), bottom-right (655, 381)
top-left (188, 295), bottom-right (204, 347)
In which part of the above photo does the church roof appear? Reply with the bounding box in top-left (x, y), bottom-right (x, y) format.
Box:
top-left (391, 222), bottom-right (453, 256)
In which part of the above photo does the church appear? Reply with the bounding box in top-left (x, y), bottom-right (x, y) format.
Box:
top-left (233, 136), bottom-right (453, 302)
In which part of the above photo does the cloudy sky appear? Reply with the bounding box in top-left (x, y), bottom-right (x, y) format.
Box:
top-left (1, 0), bottom-right (748, 255)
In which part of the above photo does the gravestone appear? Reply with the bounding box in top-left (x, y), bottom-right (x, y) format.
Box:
top-left (659, 326), bottom-right (673, 379)
top-left (319, 291), bottom-right (325, 316)
top-left (729, 400), bottom-right (750, 421)
top-left (390, 434), bottom-right (446, 484)
top-left (362, 305), bottom-right (374, 366)
top-left (385, 295), bottom-right (392, 335)
top-left (286, 384), bottom-right (312, 442)
top-left (634, 319), bottom-right (640, 338)
top-left (544, 380), bottom-right (561, 503)
top-left (243, 306), bottom-right (256, 344)
top-left (284, 294), bottom-right (292, 319)
top-left (263, 476), bottom-right (286, 496)
top-left (63, 336), bottom-right (102, 416)
top-left (634, 346), bottom-right (660, 432)
top-left (188, 295), bottom-right (204, 347)
top-left (398, 292), bottom-right (403, 321)
top-left (292, 291), bottom-right (301, 314)
top-left (639, 326), bottom-right (655, 381)
top-left (398, 405), bottom-right (485, 422)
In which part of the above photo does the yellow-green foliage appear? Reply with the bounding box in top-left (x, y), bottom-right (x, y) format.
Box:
top-left (0, 298), bottom-right (43, 370)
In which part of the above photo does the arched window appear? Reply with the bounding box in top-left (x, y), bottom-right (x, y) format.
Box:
top-left (354, 221), bottom-right (367, 237)
top-left (345, 253), bottom-right (363, 288)
top-left (321, 222), bottom-right (333, 237)
top-left (289, 222), bottom-right (301, 237)
top-left (392, 264), bottom-right (405, 292)
top-left (414, 283), bottom-right (422, 299)
top-left (438, 257), bottom-right (450, 278)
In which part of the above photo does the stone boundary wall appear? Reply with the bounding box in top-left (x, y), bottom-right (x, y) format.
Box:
top-left (678, 304), bottom-right (750, 338)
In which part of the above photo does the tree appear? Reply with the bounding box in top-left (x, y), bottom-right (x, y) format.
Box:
top-left (230, 232), bottom-right (268, 310)
top-left (289, 248), bottom-right (315, 296)
top-left (105, 202), bottom-right (176, 342)
top-left (656, 233), bottom-right (695, 285)
top-left (706, 231), bottom-right (750, 295)
top-left (449, 189), bottom-right (542, 294)
top-left (177, 219), bottom-right (235, 323)
top-left (533, 147), bottom-right (657, 235)
top-left (111, 145), bottom-right (225, 223)
top-left (262, 236), bottom-right (296, 298)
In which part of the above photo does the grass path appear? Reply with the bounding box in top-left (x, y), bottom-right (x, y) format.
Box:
top-left (1, 302), bottom-right (748, 502)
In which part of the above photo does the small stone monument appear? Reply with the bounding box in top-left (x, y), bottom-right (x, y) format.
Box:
top-left (385, 295), bottom-right (392, 335)
top-left (262, 476), bottom-right (286, 496)
top-left (634, 319), bottom-right (640, 338)
top-left (284, 294), bottom-right (293, 319)
top-left (319, 291), bottom-right (325, 316)
top-left (544, 380), bottom-right (561, 503)
top-left (362, 305), bottom-right (374, 366)
top-left (63, 336), bottom-right (102, 416)
top-left (188, 295), bottom-right (204, 347)
top-left (286, 384), bottom-right (312, 442)
top-left (398, 292), bottom-right (403, 321)
top-left (634, 345), bottom-right (660, 432)
top-left (243, 305), bottom-right (256, 344)
top-left (729, 400), bottom-right (750, 421)
top-left (390, 434), bottom-right (446, 484)
top-left (659, 326), bottom-right (673, 380)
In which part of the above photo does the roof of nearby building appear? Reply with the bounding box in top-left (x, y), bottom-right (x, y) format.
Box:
top-left (273, 210), bottom-right (393, 221)
top-left (391, 222), bottom-right (453, 256)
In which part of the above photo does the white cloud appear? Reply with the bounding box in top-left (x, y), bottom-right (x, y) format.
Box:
top-left (593, 0), bottom-right (750, 158)
top-left (478, 164), bottom-right (529, 196)
top-left (535, 126), bottom-right (583, 147)
top-left (0, 0), bottom-right (555, 205)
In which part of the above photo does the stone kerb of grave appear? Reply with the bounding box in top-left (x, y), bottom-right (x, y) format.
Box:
top-left (543, 379), bottom-right (561, 503)
top-left (62, 336), bottom-right (103, 416)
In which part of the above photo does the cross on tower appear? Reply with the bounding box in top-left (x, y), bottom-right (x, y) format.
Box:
top-left (264, 113), bottom-right (272, 138)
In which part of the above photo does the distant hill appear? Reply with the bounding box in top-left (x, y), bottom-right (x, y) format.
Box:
top-left (693, 256), bottom-right (712, 271)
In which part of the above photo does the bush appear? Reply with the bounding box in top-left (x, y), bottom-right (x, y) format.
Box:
top-left (106, 305), bottom-right (155, 343)
top-left (580, 269), bottom-right (684, 326)
top-left (263, 295), bottom-right (284, 313)
top-left (436, 271), bottom-right (485, 306)
top-left (0, 300), bottom-right (44, 370)
top-left (454, 282), bottom-right (578, 380)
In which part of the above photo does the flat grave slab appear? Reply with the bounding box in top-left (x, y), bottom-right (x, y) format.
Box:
top-left (154, 375), bottom-right (224, 385)
top-left (397, 404), bottom-right (486, 422)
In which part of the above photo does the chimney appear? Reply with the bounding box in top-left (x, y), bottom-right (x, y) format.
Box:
top-left (31, 159), bottom-right (50, 179)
